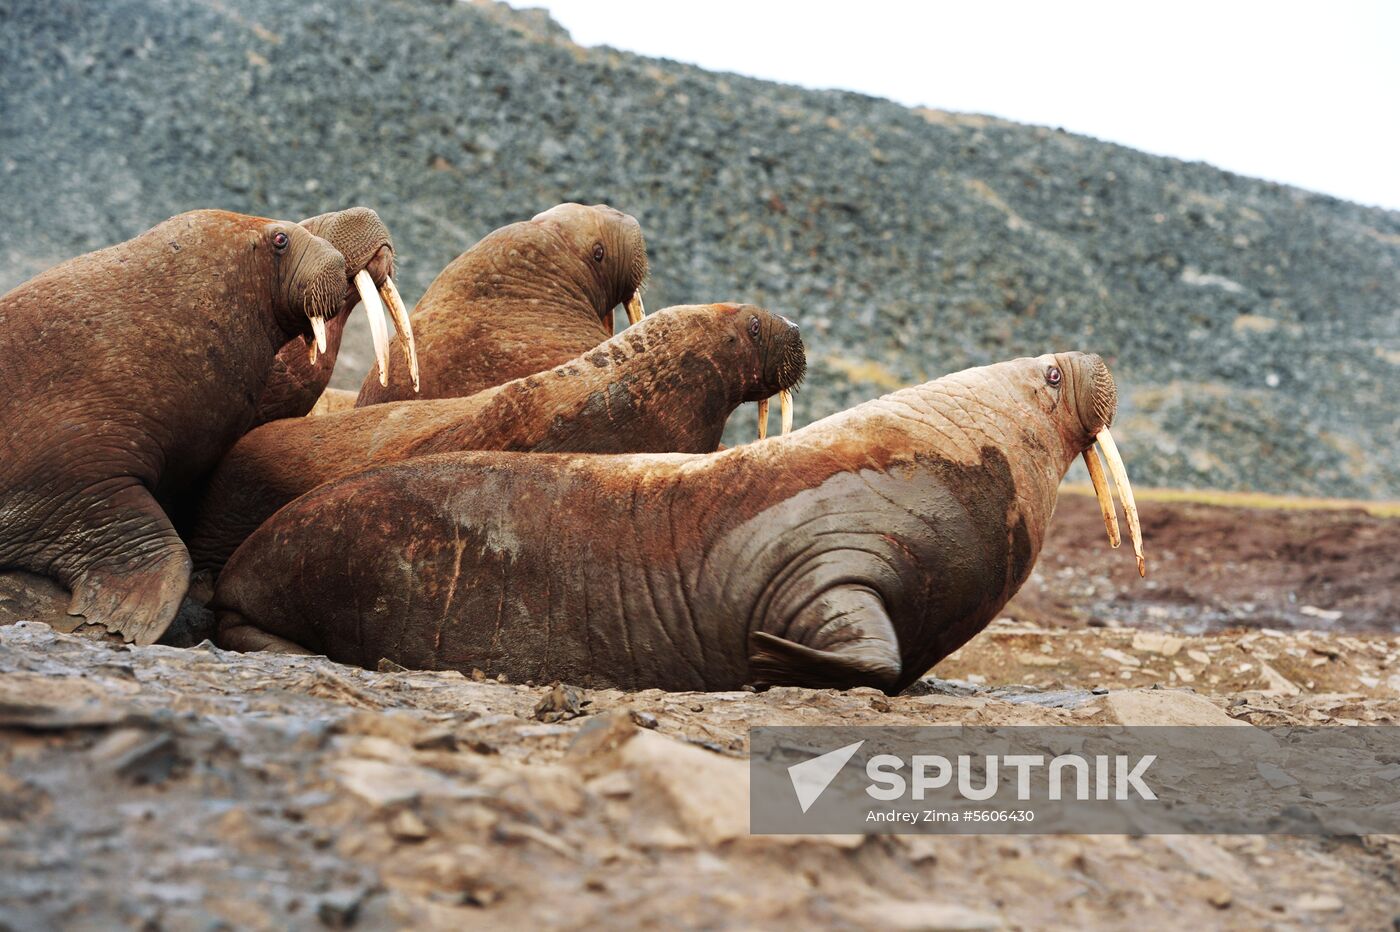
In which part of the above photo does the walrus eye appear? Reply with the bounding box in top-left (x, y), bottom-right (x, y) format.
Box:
top-left (592, 243), bottom-right (605, 263)
top-left (1046, 365), bottom-right (1062, 386)
top-left (748, 316), bottom-right (761, 340)
top-left (272, 231), bottom-right (289, 253)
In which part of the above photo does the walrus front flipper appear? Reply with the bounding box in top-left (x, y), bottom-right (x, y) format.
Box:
top-left (748, 586), bottom-right (902, 692)
top-left (64, 485), bottom-right (191, 647)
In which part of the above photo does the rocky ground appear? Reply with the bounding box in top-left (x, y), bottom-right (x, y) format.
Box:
top-left (3, 0), bottom-right (1398, 497)
top-left (4, 622), bottom-right (1400, 930)
top-left (2, 496), bottom-right (1398, 929)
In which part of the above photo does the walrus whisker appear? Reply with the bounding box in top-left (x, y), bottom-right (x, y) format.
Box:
top-left (355, 269), bottom-right (392, 387)
top-left (379, 277), bottom-right (420, 392)
top-left (1081, 445), bottom-right (1121, 549)
top-left (780, 389), bottom-right (793, 435)
top-left (1095, 428), bottom-right (1145, 577)
top-left (757, 397), bottom-right (770, 440)
top-left (625, 292), bottom-right (646, 326)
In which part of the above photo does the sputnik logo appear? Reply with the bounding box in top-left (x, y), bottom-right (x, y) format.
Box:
top-left (787, 740), bottom-right (865, 813)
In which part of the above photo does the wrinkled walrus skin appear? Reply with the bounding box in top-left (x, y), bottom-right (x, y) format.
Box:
top-left (252, 207), bottom-right (398, 426)
top-left (214, 353), bottom-right (1119, 693)
top-left (355, 202), bottom-right (648, 405)
top-left (187, 304), bottom-right (805, 575)
top-left (0, 210), bottom-right (348, 646)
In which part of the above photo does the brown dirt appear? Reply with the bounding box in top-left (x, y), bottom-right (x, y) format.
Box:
top-left (1008, 492), bottom-right (1400, 634)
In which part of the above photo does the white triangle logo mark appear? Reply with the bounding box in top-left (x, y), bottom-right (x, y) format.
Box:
top-left (787, 740), bottom-right (865, 813)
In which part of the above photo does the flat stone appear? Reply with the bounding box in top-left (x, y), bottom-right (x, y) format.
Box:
top-left (1131, 632), bottom-right (1184, 656)
top-left (1104, 689), bottom-right (1248, 726)
top-left (859, 900), bottom-right (1004, 931)
top-left (616, 729), bottom-right (750, 846)
top-left (331, 758), bottom-right (482, 808)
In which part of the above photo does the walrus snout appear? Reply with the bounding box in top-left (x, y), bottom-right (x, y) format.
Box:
top-left (1068, 353), bottom-right (1144, 578)
top-left (300, 208), bottom-right (419, 392)
top-left (301, 207), bottom-right (393, 280)
top-left (293, 242), bottom-right (349, 356)
top-left (776, 316), bottom-right (806, 387)
top-left (756, 315), bottom-right (807, 440)
top-left (1087, 353), bottom-right (1117, 434)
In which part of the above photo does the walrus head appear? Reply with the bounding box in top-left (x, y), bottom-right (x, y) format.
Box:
top-left (726, 305), bottom-right (805, 440)
top-left (300, 207), bottom-right (419, 391)
top-left (1038, 351), bottom-right (1143, 576)
top-left (531, 203), bottom-right (650, 327)
top-left (263, 223), bottom-right (347, 346)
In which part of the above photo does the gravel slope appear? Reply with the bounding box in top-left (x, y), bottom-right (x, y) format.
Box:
top-left (2, 0), bottom-right (1398, 496)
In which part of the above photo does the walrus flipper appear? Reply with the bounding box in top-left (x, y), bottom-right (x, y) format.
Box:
top-left (64, 485), bottom-right (191, 647)
top-left (215, 617), bottom-right (316, 655)
top-left (748, 586), bottom-right (902, 692)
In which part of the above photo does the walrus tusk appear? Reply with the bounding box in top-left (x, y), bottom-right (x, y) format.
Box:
top-left (355, 269), bottom-right (391, 387)
top-left (757, 397), bottom-right (770, 440)
top-left (1082, 446), bottom-right (1121, 549)
top-left (307, 336), bottom-right (319, 366)
top-left (379, 277), bottom-right (420, 392)
top-left (780, 389), bottom-right (793, 435)
top-left (625, 292), bottom-right (646, 326)
top-left (309, 315), bottom-right (328, 354)
top-left (1095, 428), bottom-right (1145, 577)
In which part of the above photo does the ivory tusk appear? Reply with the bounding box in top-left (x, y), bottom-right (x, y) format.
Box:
top-left (355, 269), bottom-right (390, 387)
top-left (380, 276), bottom-right (420, 392)
top-left (309, 315), bottom-right (328, 354)
top-left (307, 335), bottom-right (319, 366)
top-left (757, 397), bottom-right (770, 440)
top-left (625, 292), bottom-right (646, 326)
top-left (780, 389), bottom-right (793, 435)
top-left (1096, 428), bottom-right (1145, 577)
top-left (1082, 446), bottom-right (1121, 549)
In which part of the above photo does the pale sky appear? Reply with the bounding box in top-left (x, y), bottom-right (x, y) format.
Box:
top-left (535, 0), bottom-right (1400, 211)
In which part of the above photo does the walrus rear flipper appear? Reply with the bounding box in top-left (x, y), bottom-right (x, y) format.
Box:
top-left (749, 632), bottom-right (902, 692)
top-left (64, 485), bottom-right (191, 647)
top-left (748, 585), bottom-right (902, 692)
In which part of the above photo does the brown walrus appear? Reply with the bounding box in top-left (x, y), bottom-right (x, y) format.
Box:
top-left (212, 352), bottom-right (1144, 692)
top-left (187, 303), bottom-right (806, 576)
top-left (252, 207), bottom-right (418, 426)
top-left (355, 202), bottom-right (648, 406)
top-left (0, 210), bottom-right (349, 646)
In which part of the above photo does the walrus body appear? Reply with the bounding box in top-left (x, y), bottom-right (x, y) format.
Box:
top-left (187, 304), bottom-right (805, 575)
top-left (355, 203), bottom-right (648, 406)
top-left (253, 207), bottom-right (413, 426)
top-left (214, 353), bottom-right (1136, 692)
top-left (0, 210), bottom-right (348, 645)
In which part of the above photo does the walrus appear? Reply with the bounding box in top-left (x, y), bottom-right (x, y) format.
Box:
top-left (354, 202), bottom-right (648, 406)
top-left (252, 207), bottom-right (419, 426)
top-left (186, 303), bottom-right (805, 576)
top-left (212, 352), bottom-right (1144, 692)
top-left (0, 210), bottom-right (350, 646)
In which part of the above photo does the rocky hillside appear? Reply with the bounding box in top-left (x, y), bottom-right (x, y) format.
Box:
top-left (3, 0), bottom-right (1398, 497)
